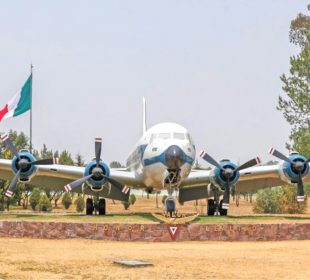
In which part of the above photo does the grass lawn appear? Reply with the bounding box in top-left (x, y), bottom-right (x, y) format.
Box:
top-left (0, 212), bottom-right (310, 224)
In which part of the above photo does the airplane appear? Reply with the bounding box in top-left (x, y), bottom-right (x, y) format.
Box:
top-left (0, 98), bottom-right (309, 217)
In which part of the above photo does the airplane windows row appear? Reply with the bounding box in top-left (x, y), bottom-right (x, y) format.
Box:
top-left (173, 133), bottom-right (185, 140)
top-left (158, 133), bottom-right (171, 140)
top-left (150, 132), bottom-right (194, 143)
top-left (150, 132), bottom-right (190, 142)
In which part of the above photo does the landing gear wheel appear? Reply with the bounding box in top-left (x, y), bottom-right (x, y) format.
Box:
top-left (86, 198), bottom-right (94, 215)
top-left (219, 200), bottom-right (228, 216)
top-left (98, 198), bottom-right (106, 215)
top-left (207, 199), bottom-right (216, 216)
top-left (165, 197), bottom-right (177, 217)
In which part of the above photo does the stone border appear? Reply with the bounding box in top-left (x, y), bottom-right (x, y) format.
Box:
top-left (0, 221), bottom-right (310, 241)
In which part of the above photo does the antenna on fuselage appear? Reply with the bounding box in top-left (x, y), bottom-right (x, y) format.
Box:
top-left (143, 97), bottom-right (147, 135)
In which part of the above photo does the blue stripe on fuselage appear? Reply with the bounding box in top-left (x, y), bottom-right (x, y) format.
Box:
top-left (143, 148), bottom-right (194, 167)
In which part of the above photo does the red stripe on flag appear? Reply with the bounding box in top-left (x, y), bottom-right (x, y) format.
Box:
top-left (0, 104), bottom-right (8, 121)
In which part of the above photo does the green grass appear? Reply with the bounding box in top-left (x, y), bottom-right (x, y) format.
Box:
top-left (0, 213), bottom-right (309, 224)
top-left (194, 215), bottom-right (310, 224)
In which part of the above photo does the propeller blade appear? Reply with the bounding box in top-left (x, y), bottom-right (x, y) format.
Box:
top-left (199, 150), bottom-right (223, 170)
top-left (5, 169), bottom-right (21, 197)
top-left (31, 158), bottom-right (59, 166)
top-left (268, 147), bottom-right (292, 163)
top-left (1, 133), bottom-right (19, 157)
top-left (222, 183), bottom-right (230, 210)
top-left (296, 172), bottom-right (305, 202)
top-left (102, 175), bottom-right (126, 192)
top-left (235, 157), bottom-right (261, 172)
top-left (64, 174), bottom-right (93, 192)
top-left (95, 137), bottom-right (102, 167)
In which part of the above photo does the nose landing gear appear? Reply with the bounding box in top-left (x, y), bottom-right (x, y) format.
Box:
top-left (86, 196), bottom-right (106, 215)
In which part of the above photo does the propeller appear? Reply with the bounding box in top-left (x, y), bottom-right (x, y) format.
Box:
top-left (64, 138), bottom-right (127, 195)
top-left (200, 150), bottom-right (261, 210)
top-left (1, 133), bottom-right (58, 198)
top-left (269, 147), bottom-right (310, 202)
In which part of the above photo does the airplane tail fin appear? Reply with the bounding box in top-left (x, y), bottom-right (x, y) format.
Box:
top-left (143, 97), bottom-right (147, 135)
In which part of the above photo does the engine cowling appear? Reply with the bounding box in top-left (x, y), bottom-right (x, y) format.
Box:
top-left (11, 150), bottom-right (37, 182)
top-left (84, 160), bottom-right (110, 189)
top-left (211, 160), bottom-right (240, 190)
top-left (281, 154), bottom-right (309, 183)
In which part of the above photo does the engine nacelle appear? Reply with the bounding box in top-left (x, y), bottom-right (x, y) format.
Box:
top-left (280, 154), bottom-right (309, 183)
top-left (210, 160), bottom-right (240, 190)
top-left (84, 160), bottom-right (110, 190)
top-left (11, 151), bottom-right (37, 182)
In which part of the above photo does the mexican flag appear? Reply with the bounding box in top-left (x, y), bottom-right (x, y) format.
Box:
top-left (0, 74), bottom-right (32, 122)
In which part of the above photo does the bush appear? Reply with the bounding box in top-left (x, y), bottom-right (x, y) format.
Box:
top-left (29, 188), bottom-right (41, 211)
top-left (62, 192), bottom-right (72, 210)
top-left (39, 194), bottom-right (52, 212)
top-left (279, 185), bottom-right (307, 214)
top-left (76, 196), bottom-right (85, 213)
top-left (129, 194), bottom-right (136, 205)
top-left (253, 185), bottom-right (307, 214)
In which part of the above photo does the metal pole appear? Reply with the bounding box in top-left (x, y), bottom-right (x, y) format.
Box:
top-left (30, 64), bottom-right (33, 153)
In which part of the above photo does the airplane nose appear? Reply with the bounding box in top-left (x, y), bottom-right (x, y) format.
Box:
top-left (165, 145), bottom-right (184, 169)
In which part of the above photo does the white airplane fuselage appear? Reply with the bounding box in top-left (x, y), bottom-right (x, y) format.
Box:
top-left (126, 122), bottom-right (196, 191)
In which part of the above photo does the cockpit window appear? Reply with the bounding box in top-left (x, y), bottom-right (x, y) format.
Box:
top-left (173, 133), bottom-right (185, 140)
top-left (150, 133), bottom-right (157, 143)
top-left (158, 133), bottom-right (171, 140)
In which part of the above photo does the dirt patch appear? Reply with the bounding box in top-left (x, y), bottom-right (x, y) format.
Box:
top-left (0, 238), bottom-right (309, 279)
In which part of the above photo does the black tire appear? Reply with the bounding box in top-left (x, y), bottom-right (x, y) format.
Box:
top-left (207, 199), bottom-right (215, 216)
top-left (86, 198), bottom-right (94, 215)
top-left (219, 200), bottom-right (228, 216)
top-left (98, 198), bottom-right (106, 215)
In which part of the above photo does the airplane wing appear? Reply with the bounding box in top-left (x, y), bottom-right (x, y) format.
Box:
top-left (0, 159), bottom-right (142, 193)
top-left (181, 164), bottom-right (299, 193)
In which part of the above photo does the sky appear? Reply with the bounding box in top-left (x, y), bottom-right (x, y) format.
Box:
top-left (0, 0), bottom-right (309, 167)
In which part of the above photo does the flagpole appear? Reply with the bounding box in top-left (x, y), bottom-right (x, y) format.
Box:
top-left (30, 64), bottom-right (33, 153)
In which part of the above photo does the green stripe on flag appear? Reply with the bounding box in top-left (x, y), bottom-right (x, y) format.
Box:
top-left (13, 74), bottom-right (32, 117)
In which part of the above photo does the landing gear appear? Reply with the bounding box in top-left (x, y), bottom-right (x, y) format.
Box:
top-left (219, 199), bottom-right (228, 216)
top-left (207, 185), bottom-right (228, 216)
top-left (86, 198), bottom-right (94, 215)
top-left (86, 197), bottom-right (106, 215)
top-left (98, 198), bottom-right (106, 215)
top-left (164, 197), bottom-right (177, 217)
top-left (207, 199), bottom-right (216, 216)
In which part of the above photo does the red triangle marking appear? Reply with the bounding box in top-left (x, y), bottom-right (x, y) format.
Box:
top-left (167, 224), bottom-right (180, 240)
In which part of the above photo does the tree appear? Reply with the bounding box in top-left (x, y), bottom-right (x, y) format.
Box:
top-left (29, 188), bottom-right (41, 211)
top-left (109, 161), bottom-right (122, 168)
top-left (40, 144), bottom-right (53, 159)
top-left (75, 153), bottom-right (85, 167)
top-left (59, 150), bottom-right (74, 165)
top-left (62, 192), bottom-right (72, 210)
top-left (39, 194), bottom-right (52, 212)
top-left (277, 8), bottom-right (310, 153)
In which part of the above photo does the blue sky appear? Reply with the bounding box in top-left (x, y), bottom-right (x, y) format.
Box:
top-left (0, 1), bottom-right (309, 165)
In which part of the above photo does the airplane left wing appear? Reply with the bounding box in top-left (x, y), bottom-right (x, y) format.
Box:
top-left (0, 159), bottom-right (142, 192)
